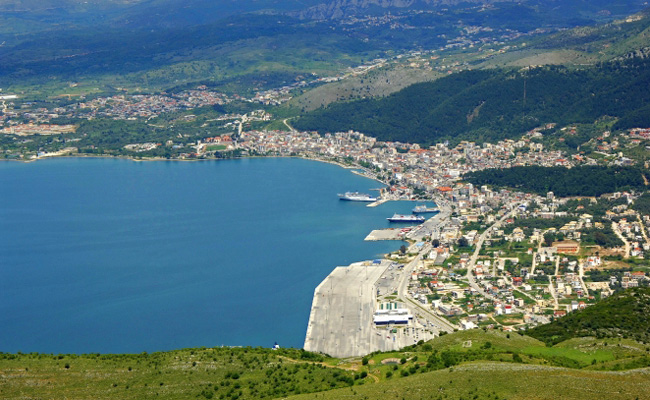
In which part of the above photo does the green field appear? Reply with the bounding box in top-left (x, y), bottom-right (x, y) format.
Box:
top-left (288, 362), bottom-right (650, 400)
top-left (1, 329), bottom-right (649, 399)
top-left (0, 348), bottom-right (353, 400)
top-left (206, 144), bottom-right (228, 151)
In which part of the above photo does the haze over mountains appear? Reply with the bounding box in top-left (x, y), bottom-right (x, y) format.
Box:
top-left (291, 0), bottom-right (645, 20)
top-left (0, 0), bottom-right (646, 95)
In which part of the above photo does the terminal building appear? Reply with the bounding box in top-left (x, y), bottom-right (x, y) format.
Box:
top-left (373, 302), bottom-right (413, 326)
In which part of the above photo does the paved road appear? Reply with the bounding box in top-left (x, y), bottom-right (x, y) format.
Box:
top-left (282, 118), bottom-right (296, 133)
top-left (637, 214), bottom-right (650, 247)
top-left (611, 221), bottom-right (630, 258)
top-left (392, 240), bottom-right (457, 333)
top-left (465, 203), bottom-right (522, 302)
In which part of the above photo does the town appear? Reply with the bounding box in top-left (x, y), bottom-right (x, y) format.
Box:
top-left (1, 57), bottom-right (650, 357)
top-left (2, 103), bottom-right (649, 351)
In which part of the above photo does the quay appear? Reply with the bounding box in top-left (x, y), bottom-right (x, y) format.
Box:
top-left (304, 260), bottom-right (436, 358)
top-left (364, 228), bottom-right (406, 241)
top-left (366, 198), bottom-right (388, 207)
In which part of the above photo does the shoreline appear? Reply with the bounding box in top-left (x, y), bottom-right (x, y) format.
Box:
top-left (1, 152), bottom-right (391, 185)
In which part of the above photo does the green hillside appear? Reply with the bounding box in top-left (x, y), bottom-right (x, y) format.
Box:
top-left (463, 166), bottom-right (649, 197)
top-left (287, 362), bottom-right (650, 400)
top-left (528, 287), bottom-right (650, 345)
top-left (293, 57), bottom-right (650, 145)
top-left (3, 329), bottom-right (649, 400)
top-left (0, 347), bottom-right (351, 399)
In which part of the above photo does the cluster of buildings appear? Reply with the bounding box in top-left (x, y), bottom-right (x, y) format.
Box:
top-left (0, 123), bottom-right (76, 136)
top-left (72, 90), bottom-right (230, 120)
top-left (238, 129), bottom-right (581, 195)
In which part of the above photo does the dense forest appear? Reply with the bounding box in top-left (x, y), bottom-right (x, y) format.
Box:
top-left (527, 287), bottom-right (650, 345)
top-left (293, 59), bottom-right (650, 146)
top-left (463, 166), bottom-right (648, 197)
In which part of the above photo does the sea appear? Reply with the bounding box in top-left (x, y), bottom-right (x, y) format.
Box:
top-left (0, 157), bottom-right (433, 354)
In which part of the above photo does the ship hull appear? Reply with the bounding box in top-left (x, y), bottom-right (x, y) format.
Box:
top-left (338, 192), bottom-right (377, 202)
top-left (387, 214), bottom-right (425, 223)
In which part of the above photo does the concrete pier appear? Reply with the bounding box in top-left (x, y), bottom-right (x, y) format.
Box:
top-left (364, 228), bottom-right (405, 241)
top-left (304, 260), bottom-right (435, 358)
top-left (304, 261), bottom-right (386, 358)
top-left (366, 198), bottom-right (388, 207)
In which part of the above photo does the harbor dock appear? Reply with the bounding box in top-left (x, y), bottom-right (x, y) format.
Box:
top-left (364, 228), bottom-right (409, 241)
top-left (304, 260), bottom-right (436, 358)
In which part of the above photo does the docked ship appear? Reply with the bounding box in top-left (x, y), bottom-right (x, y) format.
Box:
top-left (338, 191), bottom-right (377, 202)
top-left (387, 214), bottom-right (426, 223)
top-left (412, 204), bottom-right (439, 214)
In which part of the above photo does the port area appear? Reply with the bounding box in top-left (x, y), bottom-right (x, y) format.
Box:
top-left (304, 260), bottom-right (438, 358)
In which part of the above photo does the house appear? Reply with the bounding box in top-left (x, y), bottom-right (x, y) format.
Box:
top-left (553, 240), bottom-right (580, 254)
top-left (538, 247), bottom-right (557, 263)
top-left (460, 320), bottom-right (478, 330)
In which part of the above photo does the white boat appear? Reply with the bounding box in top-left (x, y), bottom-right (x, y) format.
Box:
top-left (338, 191), bottom-right (377, 202)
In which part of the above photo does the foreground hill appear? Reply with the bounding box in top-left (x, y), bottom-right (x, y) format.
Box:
top-left (2, 328), bottom-right (649, 399)
top-left (288, 363), bottom-right (650, 400)
top-left (528, 287), bottom-right (650, 346)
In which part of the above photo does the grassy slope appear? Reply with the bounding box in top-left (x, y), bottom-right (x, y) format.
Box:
top-left (288, 362), bottom-right (650, 400)
top-left (289, 67), bottom-right (442, 112)
top-left (1, 330), bottom-right (649, 399)
top-left (0, 348), bottom-right (353, 400)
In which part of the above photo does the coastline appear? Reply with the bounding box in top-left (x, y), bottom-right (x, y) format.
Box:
top-left (2, 152), bottom-right (390, 185)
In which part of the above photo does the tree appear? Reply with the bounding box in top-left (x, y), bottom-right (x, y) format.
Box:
top-left (544, 232), bottom-right (555, 247)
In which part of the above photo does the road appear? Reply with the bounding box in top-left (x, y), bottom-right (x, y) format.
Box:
top-left (392, 242), bottom-right (457, 333)
top-left (611, 221), bottom-right (630, 258)
top-left (636, 214), bottom-right (650, 248)
top-left (465, 203), bottom-right (521, 301)
top-left (379, 196), bottom-right (458, 333)
top-left (283, 118), bottom-right (296, 133)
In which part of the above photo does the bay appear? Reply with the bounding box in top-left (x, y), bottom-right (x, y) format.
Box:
top-left (0, 157), bottom-right (423, 354)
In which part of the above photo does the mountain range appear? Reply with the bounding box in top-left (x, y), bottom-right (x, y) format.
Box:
top-left (0, 0), bottom-right (646, 93)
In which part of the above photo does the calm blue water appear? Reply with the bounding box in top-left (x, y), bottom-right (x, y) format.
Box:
top-left (0, 157), bottom-right (430, 354)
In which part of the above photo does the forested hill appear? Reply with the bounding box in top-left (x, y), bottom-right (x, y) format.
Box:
top-left (527, 287), bottom-right (650, 345)
top-left (463, 166), bottom-right (649, 197)
top-left (292, 58), bottom-right (650, 146)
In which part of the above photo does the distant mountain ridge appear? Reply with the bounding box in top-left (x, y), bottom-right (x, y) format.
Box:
top-left (289, 0), bottom-right (644, 20)
top-left (291, 0), bottom-right (513, 20)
